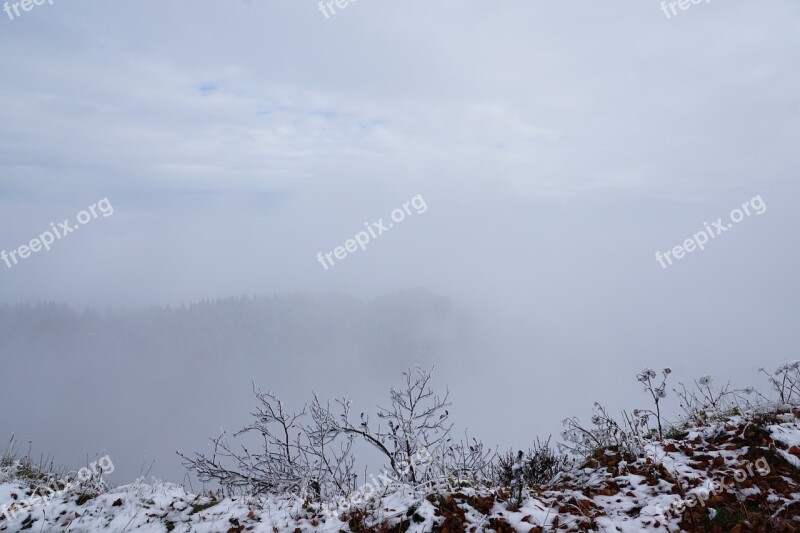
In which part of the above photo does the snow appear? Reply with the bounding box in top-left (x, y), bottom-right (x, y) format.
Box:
top-left (4, 412), bottom-right (800, 531)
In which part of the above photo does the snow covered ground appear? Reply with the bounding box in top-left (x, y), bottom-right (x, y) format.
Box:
top-left (3, 410), bottom-right (800, 532)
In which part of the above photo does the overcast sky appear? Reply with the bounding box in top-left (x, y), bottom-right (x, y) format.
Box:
top-left (1, 1), bottom-right (799, 482)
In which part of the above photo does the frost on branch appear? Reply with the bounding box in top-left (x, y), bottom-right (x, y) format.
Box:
top-left (328, 366), bottom-right (453, 483)
top-left (178, 386), bottom-right (356, 499)
top-left (179, 367), bottom-right (457, 498)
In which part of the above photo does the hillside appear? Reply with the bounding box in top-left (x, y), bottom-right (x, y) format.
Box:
top-left (3, 406), bottom-right (800, 532)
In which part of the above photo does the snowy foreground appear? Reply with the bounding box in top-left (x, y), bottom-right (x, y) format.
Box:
top-left (3, 412), bottom-right (800, 532)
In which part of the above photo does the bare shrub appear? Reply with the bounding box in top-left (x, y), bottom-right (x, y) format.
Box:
top-left (180, 367), bottom-right (454, 498)
top-left (561, 403), bottom-right (649, 460)
top-left (759, 362), bottom-right (800, 405)
top-left (674, 375), bottom-right (759, 426)
top-left (435, 433), bottom-right (495, 486)
top-left (496, 437), bottom-right (571, 488)
top-left (327, 366), bottom-right (452, 484)
top-left (179, 387), bottom-right (356, 499)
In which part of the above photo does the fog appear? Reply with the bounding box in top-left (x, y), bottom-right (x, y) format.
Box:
top-left (1, 1), bottom-right (798, 486)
